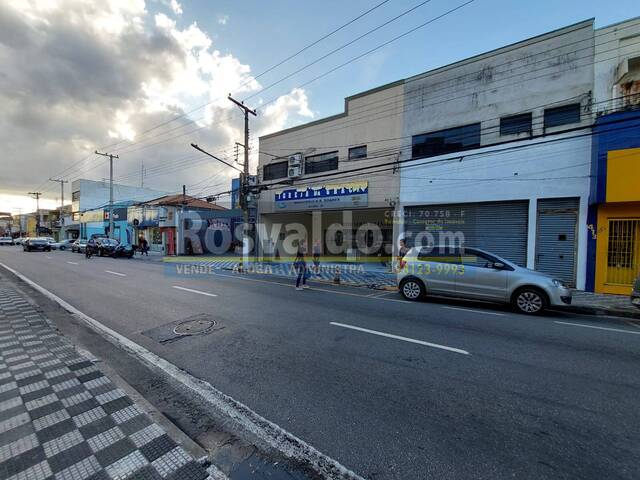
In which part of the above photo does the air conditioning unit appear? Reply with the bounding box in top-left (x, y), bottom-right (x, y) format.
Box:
top-left (288, 153), bottom-right (303, 178)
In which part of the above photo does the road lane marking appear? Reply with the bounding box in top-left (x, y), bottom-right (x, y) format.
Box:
top-left (442, 306), bottom-right (505, 316)
top-left (105, 270), bottom-right (126, 277)
top-left (0, 262), bottom-right (362, 480)
top-left (172, 285), bottom-right (218, 297)
top-left (330, 322), bottom-right (470, 355)
top-left (66, 261), bottom-right (79, 265)
top-left (46, 256), bottom-right (53, 259)
top-left (555, 321), bottom-right (640, 336)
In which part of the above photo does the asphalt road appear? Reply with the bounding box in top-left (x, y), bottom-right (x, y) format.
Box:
top-left (1, 246), bottom-right (639, 480)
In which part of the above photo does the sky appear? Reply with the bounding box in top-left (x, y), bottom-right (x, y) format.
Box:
top-left (0, 0), bottom-right (638, 214)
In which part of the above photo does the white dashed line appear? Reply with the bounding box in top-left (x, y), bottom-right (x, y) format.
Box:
top-left (105, 270), bottom-right (126, 277)
top-left (442, 306), bottom-right (505, 316)
top-left (330, 322), bottom-right (470, 355)
top-left (554, 321), bottom-right (640, 335)
top-left (66, 261), bottom-right (79, 265)
top-left (172, 286), bottom-right (217, 297)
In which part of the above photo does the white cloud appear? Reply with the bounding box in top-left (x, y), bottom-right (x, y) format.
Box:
top-left (217, 14), bottom-right (229, 25)
top-left (0, 0), bottom-right (313, 211)
top-left (170, 0), bottom-right (182, 15)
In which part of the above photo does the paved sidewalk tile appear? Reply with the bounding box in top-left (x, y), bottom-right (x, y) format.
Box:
top-left (0, 286), bottom-right (211, 480)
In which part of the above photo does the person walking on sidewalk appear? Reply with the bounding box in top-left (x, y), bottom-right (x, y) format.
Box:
top-left (294, 241), bottom-right (309, 291)
top-left (139, 235), bottom-right (149, 256)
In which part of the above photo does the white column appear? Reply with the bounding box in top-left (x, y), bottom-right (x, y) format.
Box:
top-left (575, 195), bottom-right (589, 290)
top-left (392, 204), bottom-right (404, 258)
top-left (526, 199), bottom-right (537, 269)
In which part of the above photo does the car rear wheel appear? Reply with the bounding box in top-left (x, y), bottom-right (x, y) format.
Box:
top-left (400, 278), bottom-right (425, 301)
top-left (512, 288), bottom-right (547, 315)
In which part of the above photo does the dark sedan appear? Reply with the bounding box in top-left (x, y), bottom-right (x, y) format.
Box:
top-left (23, 238), bottom-right (51, 252)
top-left (95, 238), bottom-right (119, 256)
top-left (113, 243), bottom-right (135, 258)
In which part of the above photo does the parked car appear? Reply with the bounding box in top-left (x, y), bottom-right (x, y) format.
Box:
top-left (397, 246), bottom-right (572, 315)
top-left (631, 275), bottom-right (640, 309)
top-left (51, 239), bottom-right (76, 251)
top-left (0, 237), bottom-right (14, 246)
top-left (72, 239), bottom-right (88, 253)
top-left (95, 238), bottom-right (119, 257)
top-left (113, 243), bottom-right (135, 259)
top-left (23, 237), bottom-right (51, 252)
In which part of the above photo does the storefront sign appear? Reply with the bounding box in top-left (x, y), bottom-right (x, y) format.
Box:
top-left (274, 181), bottom-right (368, 210)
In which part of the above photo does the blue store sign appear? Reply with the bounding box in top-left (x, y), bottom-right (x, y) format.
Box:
top-left (275, 181), bottom-right (368, 210)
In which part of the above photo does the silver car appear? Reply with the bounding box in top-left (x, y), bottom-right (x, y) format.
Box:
top-left (631, 275), bottom-right (640, 309)
top-left (397, 246), bottom-right (572, 314)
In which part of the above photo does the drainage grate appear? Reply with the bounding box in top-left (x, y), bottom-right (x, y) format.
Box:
top-left (173, 318), bottom-right (216, 336)
top-left (141, 314), bottom-right (221, 344)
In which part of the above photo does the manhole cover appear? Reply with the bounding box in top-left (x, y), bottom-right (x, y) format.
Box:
top-left (173, 318), bottom-right (216, 336)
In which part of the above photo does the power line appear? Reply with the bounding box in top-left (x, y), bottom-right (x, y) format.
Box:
top-left (257, 114), bottom-right (640, 191)
top-left (97, 0), bottom-right (393, 154)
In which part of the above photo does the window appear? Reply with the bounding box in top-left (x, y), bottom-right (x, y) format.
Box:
top-left (263, 161), bottom-right (288, 181)
top-left (460, 251), bottom-right (495, 268)
top-left (500, 113), bottom-right (532, 136)
top-left (348, 145), bottom-right (367, 160)
top-left (606, 219), bottom-right (639, 286)
top-left (544, 103), bottom-right (581, 129)
top-left (72, 191), bottom-right (80, 202)
top-left (418, 248), bottom-right (461, 264)
top-left (412, 123), bottom-right (481, 159)
top-left (305, 151), bottom-right (338, 174)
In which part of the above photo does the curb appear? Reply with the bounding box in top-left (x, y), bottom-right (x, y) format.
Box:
top-left (0, 262), bottom-right (365, 480)
top-left (559, 305), bottom-right (640, 320)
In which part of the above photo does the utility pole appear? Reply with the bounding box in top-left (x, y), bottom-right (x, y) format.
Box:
top-left (28, 192), bottom-right (42, 235)
top-left (228, 94), bottom-right (257, 269)
top-left (49, 178), bottom-right (68, 236)
top-left (95, 151), bottom-right (119, 239)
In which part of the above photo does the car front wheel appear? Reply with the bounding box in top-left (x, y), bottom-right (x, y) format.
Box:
top-left (512, 288), bottom-right (547, 315)
top-left (400, 278), bottom-right (425, 301)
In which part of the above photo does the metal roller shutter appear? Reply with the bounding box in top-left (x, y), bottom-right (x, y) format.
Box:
top-left (535, 197), bottom-right (579, 286)
top-left (404, 201), bottom-right (529, 266)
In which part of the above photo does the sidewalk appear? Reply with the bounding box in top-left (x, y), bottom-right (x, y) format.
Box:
top-left (161, 255), bottom-right (640, 318)
top-left (0, 284), bottom-right (213, 480)
top-left (568, 290), bottom-right (640, 319)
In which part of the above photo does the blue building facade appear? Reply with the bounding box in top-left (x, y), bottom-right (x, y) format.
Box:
top-left (586, 110), bottom-right (640, 293)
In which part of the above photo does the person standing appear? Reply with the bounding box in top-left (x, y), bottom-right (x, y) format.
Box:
top-left (142, 237), bottom-right (149, 256)
top-left (294, 241), bottom-right (309, 290)
top-left (397, 238), bottom-right (409, 272)
top-left (312, 240), bottom-right (321, 275)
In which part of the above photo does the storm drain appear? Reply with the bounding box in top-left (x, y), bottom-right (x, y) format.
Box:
top-left (141, 314), bottom-right (222, 344)
top-left (174, 318), bottom-right (216, 336)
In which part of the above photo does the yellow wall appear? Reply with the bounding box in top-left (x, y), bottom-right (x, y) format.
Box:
top-left (26, 217), bottom-right (37, 237)
top-left (595, 202), bottom-right (640, 295)
top-left (606, 148), bottom-right (640, 203)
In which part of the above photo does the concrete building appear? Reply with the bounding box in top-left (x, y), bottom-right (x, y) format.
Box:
top-left (255, 16), bottom-right (640, 290)
top-left (71, 179), bottom-right (166, 213)
top-left (587, 17), bottom-right (640, 294)
top-left (257, 81), bottom-right (405, 261)
top-left (128, 194), bottom-right (227, 255)
top-left (70, 179), bottom-right (166, 241)
top-left (400, 20), bottom-right (596, 288)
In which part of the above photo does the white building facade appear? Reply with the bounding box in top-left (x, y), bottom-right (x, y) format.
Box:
top-left (399, 20), bottom-right (596, 288)
top-left (257, 82), bottom-right (405, 261)
top-left (254, 18), bottom-right (640, 289)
